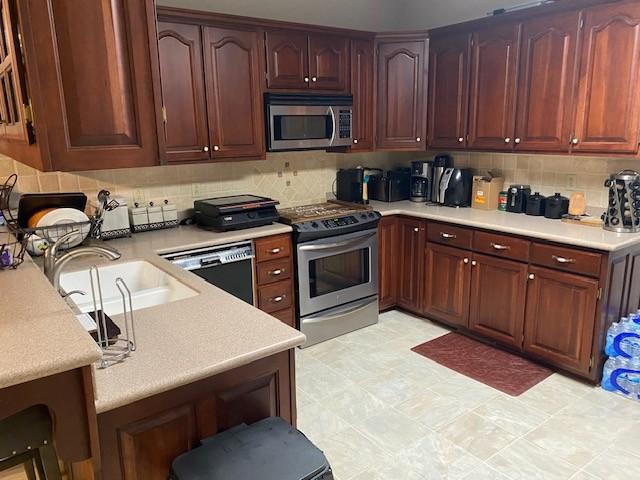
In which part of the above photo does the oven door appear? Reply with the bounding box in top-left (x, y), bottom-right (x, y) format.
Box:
top-left (268, 105), bottom-right (340, 151)
top-left (297, 228), bottom-right (378, 316)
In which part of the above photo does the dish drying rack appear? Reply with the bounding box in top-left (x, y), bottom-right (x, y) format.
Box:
top-left (85, 265), bottom-right (137, 368)
top-left (0, 174), bottom-right (109, 269)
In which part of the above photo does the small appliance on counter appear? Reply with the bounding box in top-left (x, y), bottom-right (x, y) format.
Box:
top-left (526, 192), bottom-right (546, 216)
top-left (432, 154), bottom-right (453, 203)
top-left (194, 195), bottom-right (279, 231)
top-left (100, 196), bottom-right (131, 240)
top-left (506, 185), bottom-right (531, 213)
top-left (471, 174), bottom-right (503, 211)
top-left (410, 160), bottom-right (433, 203)
top-left (336, 167), bottom-right (365, 204)
top-left (368, 168), bottom-right (411, 202)
top-left (129, 200), bottom-right (180, 233)
top-left (603, 170), bottom-right (640, 233)
top-left (439, 168), bottom-right (472, 207)
top-left (544, 193), bottom-right (570, 219)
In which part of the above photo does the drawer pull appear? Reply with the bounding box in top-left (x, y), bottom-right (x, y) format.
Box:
top-left (471, 260), bottom-right (477, 266)
top-left (414, 227), bottom-right (419, 232)
top-left (463, 258), bottom-right (469, 264)
top-left (269, 269), bottom-right (283, 276)
top-left (271, 295), bottom-right (285, 303)
top-left (552, 255), bottom-right (576, 264)
top-left (529, 273), bottom-right (535, 280)
top-left (491, 242), bottom-right (511, 251)
top-left (270, 248), bottom-right (281, 254)
top-left (440, 232), bottom-right (457, 239)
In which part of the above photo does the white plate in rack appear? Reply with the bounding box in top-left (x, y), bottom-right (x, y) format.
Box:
top-left (32, 207), bottom-right (90, 249)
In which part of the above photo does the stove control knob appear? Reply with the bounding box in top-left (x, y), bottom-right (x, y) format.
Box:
top-left (247, 212), bottom-right (256, 219)
top-left (360, 214), bottom-right (367, 219)
top-left (311, 222), bottom-right (319, 228)
top-left (368, 212), bottom-right (375, 218)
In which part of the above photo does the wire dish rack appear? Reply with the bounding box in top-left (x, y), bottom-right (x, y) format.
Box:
top-left (0, 174), bottom-right (106, 269)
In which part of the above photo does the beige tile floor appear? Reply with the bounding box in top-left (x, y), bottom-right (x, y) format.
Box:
top-left (296, 310), bottom-right (640, 480)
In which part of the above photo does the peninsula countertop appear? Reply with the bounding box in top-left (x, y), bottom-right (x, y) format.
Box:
top-left (371, 201), bottom-right (640, 252)
top-left (2, 222), bottom-right (305, 414)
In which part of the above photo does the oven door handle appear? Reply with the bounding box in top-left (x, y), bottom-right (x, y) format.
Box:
top-left (328, 106), bottom-right (337, 146)
top-left (298, 231), bottom-right (376, 251)
top-left (303, 296), bottom-right (377, 324)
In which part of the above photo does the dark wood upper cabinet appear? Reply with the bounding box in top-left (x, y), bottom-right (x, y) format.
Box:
top-left (158, 22), bottom-right (209, 163)
top-left (18, 0), bottom-right (158, 171)
top-left (376, 36), bottom-right (428, 151)
top-left (524, 266), bottom-right (599, 375)
top-left (397, 217), bottom-right (426, 313)
top-left (378, 216), bottom-right (399, 310)
top-left (469, 253), bottom-right (527, 348)
top-left (423, 242), bottom-right (471, 328)
top-left (203, 26), bottom-right (265, 159)
top-left (428, 32), bottom-right (471, 149)
top-left (468, 23), bottom-right (521, 151)
top-left (265, 31), bottom-right (308, 89)
top-left (309, 34), bottom-right (349, 91)
top-left (515, 11), bottom-right (579, 152)
top-left (572, 1), bottom-right (640, 154)
top-left (350, 38), bottom-right (375, 150)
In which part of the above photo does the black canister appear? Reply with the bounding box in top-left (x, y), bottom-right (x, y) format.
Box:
top-left (526, 192), bottom-right (546, 216)
top-left (544, 193), bottom-right (569, 219)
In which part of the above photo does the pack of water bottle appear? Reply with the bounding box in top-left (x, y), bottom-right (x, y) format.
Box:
top-left (602, 311), bottom-right (640, 401)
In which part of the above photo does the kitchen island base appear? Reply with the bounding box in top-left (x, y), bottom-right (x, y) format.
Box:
top-left (72, 350), bottom-right (296, 480)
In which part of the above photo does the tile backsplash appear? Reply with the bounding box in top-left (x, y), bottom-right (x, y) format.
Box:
top-left (1, 149), bottom-right (638, 216)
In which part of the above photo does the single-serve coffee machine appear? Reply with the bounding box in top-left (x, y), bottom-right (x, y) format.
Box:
top-left (410, 160), bottom-right (433, 202)
top-left (431, 154), bottom-right (453, 203)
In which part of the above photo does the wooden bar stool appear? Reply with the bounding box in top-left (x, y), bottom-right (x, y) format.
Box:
top-left (0, 405), bottom-right (62, 480)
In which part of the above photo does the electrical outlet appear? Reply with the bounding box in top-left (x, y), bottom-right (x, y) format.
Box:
top-left (285, 162), bottom-right (290, 168)
top-left (566, 174), bottom-right (577, 189)
top-left (293, 170), bottom-right (298, 177)
top-left (286, 180), bottom-right (291, 187)
top-left (277, 171), bottom-right (283, 178)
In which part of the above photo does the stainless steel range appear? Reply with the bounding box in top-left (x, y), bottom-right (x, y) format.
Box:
top-left (279, 202), bottom-right (380, 347)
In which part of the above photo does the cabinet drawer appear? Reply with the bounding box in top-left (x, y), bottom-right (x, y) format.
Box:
top-left (473, 231), bottom-right (530, 261)
top-left (427, 223), bottom-right (473, 250)
top-left (256, 258), bottom-right (292, 285)
top-left (531, 243), bottom-right (602, 277)
top-left (258, 280), bottom-right (293, 313)
top-left (255, 234), bottom-right (292, 263)
top-left (271, 307), bottom-right (296, 327)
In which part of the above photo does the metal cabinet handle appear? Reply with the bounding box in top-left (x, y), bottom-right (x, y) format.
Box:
top-left (414, 227), bottom-right (419, 232)
top-left (463, 258), bottom-right (469, 264)
top-left (203, 146), bottom-right (209, 152)
top-left (270, 248), bottom-right (281, 254)
top-left (471, 260), bottom-right (477, 266)
top-left (416, 137), bottom-right (421, 142)
top-left (269, 269), bottom-right (283, 276)
top-left (271, 295), bottom-right (285, 303)
top-left (458, 137), bottom-right (464, 143)
top-left (440, 232), bottom-right (457, 239)
top-left (353, 139), bottom-right (359, 144)
top-left (529, 273), bottom-right (535, 280)
top-left (505, 137), bottom-right (511, 143)
top-left (571, 138), bottom-right (579, 145)
top-left (213, 145), bottom-right (220, 151)
top-left (491, 242), bottom-right (511, 251)
top-left (304, 77), bottom-right (310, 83)
top-left (515, 138), bottom-right (521, 144)
top-left (552, 255), bottom-right (576, 264)
top-left (312, 76), bottom-right (317, 82)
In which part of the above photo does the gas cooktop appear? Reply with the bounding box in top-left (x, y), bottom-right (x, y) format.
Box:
top-left (278, 202), bottom-right (381, 242)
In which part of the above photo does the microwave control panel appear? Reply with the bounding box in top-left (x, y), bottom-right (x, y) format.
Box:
top-left (338, 110), bottom-right (352, 139)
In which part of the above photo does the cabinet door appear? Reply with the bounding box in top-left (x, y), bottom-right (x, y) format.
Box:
top-left (572, 2), bottom-right (640, 154)
top-left (428, 33), bottom-right (471, 149)
top-left (378, 216), bottom-right (399, 310)
top-left (350, 38), bottom-right (375, 150)
top-left (0, 0), bottom-right (31, 142)
top-left (423, 242), bottom-right (471, 328)
top-left (158, 22), bottom-right (210, 163)
top-left (469, 253), bottom-right (527, 348)
top-left (397, 217), bottom-right (426, 313)
top-left (203, 26), bottom-right (265, 159)
top-left (468, 24), bottom-right (521, 151)
top-left (515, 11), bottom-right (579, 152)
top-left (524, 266), bottom-right (599, 374)
top-left (265, 31), bottom-right (309, 89)
top-left (376, 38), bottom-right (428, 151)
top-left (309, 34), bottom-right (349, 91)
top-left (23, 0), bottom-right (158, 170)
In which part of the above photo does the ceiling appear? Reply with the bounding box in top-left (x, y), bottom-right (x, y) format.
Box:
top-left (157, 0), bottom-right (537, 31)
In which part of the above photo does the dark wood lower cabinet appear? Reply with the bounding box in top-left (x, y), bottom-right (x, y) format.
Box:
top-left (378, 216), bottom-right (399, 310)
top-left (397, 217), bottom-right (426, 313)
top-left (469, 253), bottom-right (528, 348)
top-left (81, 351), bottom-right (294, 480)
top-left (423, 242), bottom-right (471, 328)
top-left (524, 266), bottom-right (599, 375)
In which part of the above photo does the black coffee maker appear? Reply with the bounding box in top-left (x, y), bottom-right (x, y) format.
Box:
top-left (410, 160), bottom-right (433, 202)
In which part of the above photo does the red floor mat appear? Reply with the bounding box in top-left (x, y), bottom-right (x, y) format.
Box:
top-left (412, 333), bottom-right (554, 396)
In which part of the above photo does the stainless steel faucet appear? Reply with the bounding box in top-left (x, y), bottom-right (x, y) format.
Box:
top-left (44, 231), bottom-right (121, 293)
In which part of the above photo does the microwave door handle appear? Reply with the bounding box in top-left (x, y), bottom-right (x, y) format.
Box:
top-left (298, 231), bottom-right (376, 251)
top-left (328, 106), bottom-right (337, 145)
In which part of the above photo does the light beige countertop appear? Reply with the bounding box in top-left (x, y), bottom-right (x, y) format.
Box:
top-left (372, 201), bottom-right (640, 252)
top-left (61, 223), bottom-right (304, 413)
top-left (0, 258), bottom-right (102, 389)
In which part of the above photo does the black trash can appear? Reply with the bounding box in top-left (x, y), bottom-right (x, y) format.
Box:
top-left (170, 417), bottom-right (333, 480)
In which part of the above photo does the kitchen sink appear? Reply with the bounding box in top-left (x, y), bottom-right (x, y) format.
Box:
top-left (59, 260), bottom-right (198, 316)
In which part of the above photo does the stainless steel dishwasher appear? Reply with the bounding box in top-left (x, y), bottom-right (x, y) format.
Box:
top-left (161, 241), bottom-right (255, 305)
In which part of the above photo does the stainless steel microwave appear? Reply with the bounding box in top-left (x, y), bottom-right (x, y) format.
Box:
top-left (265, 93), bottom-right (353, 151)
